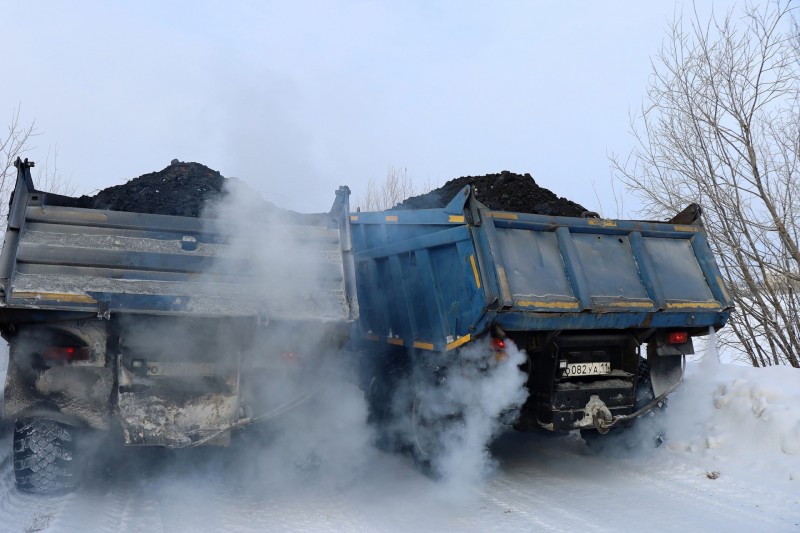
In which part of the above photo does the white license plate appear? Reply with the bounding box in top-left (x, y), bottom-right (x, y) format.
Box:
top-left (563, 362), bottom-right (611, 377)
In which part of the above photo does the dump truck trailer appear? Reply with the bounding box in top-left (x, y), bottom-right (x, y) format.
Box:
top-left (0, 159), bottom-right (358, 493)
top-left (350, 186), bottom-right (733, 463)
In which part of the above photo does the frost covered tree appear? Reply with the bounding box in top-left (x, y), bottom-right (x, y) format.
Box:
top-left (612, 1), bottom-right (800, 367)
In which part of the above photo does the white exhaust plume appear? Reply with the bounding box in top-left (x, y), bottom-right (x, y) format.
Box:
top-left (387, 338), bottom-right (530, 486)
top-left (187, 178), bottom-right (378, 490)
top-left (205, 180), bottom-right (530, 489)
top-left (434, 340), bottom-right (530, 484)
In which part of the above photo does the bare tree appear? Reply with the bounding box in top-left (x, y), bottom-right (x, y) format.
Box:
top-left (0, 108), bottom-right (74, 233)
top-left (612, 1), bottom-right (800, 367)
top-left (0, 106), bottom-right (37, 222)
top-left (356, 165), bottom-right (422, 212)
top-left (34, 146), bottom-right (76, 198)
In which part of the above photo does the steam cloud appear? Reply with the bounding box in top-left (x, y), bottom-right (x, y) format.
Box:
top-left (381, 338), bottom-right (530, 485)
top-left (429, 340), bottom-right (530, 483)
top-left (39, 177), bottom-right (534, 502)
top-left (185, 178), bottom-right (377, 488)
top-left (186, 179), bottom-right (530, 490)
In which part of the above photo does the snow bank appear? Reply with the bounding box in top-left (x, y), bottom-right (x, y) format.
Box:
top-left (662, 336), bottom-right (800, 485)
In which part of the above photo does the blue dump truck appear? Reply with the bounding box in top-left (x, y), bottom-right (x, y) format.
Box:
top-left (350, 186), bottom-right (734, 465)
top-left (0, 159), bottom-right (358, 493)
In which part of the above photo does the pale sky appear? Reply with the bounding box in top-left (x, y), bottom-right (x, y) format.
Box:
top-left (4, 1), bottom-right (734, 214)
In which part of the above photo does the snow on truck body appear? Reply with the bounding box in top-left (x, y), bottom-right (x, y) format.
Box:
top-left (0, 159), bottom-right (357, 490)
top-left (350, 186), bottom-right (733, 441)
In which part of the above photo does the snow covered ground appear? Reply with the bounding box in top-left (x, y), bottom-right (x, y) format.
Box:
top-left (0, 344), bottom-right (798, 532)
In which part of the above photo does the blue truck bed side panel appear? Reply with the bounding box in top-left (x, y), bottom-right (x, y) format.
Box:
top-left (350, 189), bottom-right (733, 352)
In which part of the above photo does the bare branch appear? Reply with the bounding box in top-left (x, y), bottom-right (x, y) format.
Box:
top-left (612, 0), bottom-right (800, 367)
top-left (0, 105), bottom-right (39, 225)
top-left (355, 166), bottom-right (425, 212)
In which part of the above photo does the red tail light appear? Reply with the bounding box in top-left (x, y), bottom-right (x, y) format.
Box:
top-left (492, 337), bottom-right (507, 362)
top-left (42, 346), bottom-right (91, 361)
top-left (668, 332), bottom-right (689, 345)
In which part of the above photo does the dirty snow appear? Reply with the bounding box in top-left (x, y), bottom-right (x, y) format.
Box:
top-left (0, 341), bottom-right (798, 532)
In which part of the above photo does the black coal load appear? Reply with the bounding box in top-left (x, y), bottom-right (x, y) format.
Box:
top-left (48, 163), bottom-right (586, 220)
top-left (48, 160), bottom-right (325, 222)
top-left (60, 160), bottom-right (228, 217)
top-left (396, 170), bottom-right (587, 217)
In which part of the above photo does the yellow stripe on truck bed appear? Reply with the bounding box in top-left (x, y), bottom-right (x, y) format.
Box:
top-left (12, 292), bottom-right (96, 304)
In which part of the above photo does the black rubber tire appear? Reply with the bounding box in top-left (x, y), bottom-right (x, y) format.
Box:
top-left (410, 394), bottom-right (441, 477)
top-left (13, 418), bottom-right (79, 494)
top-left (409, 393), bottom-right (469, 479)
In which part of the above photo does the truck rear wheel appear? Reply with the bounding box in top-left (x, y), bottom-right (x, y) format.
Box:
top-left (13, 418), bottom-right (79, 494)
top-left (410, 394), bottom-right (442, 477)
top-left (410, 392), bottom-right (467, 478)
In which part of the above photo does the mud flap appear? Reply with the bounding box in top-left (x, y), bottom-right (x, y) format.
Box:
top-left (647, 349), bottom-right (684, 399)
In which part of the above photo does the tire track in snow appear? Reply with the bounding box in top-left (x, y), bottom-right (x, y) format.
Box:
top-left (19, 451), bottom-right (168, 533)
top-left (483, 475), bottom-right (608, 533)
top-left (495, 431), bottom-right (800, 532)
top-left (49, 480), bottom-right (142, 532)
top-left (0, 433), bottom-right (71, 533)
top-left (0, 472), bottom-right (71, 533)
top-left (0, 429), bottom-right (797, 532)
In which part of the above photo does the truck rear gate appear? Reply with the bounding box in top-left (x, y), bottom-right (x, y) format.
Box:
top-left (351, 186), bottom-right (731, 351)
top-left (0, 159), bottom-right (358, 471)
top-left (0, 161), bottom-right (356, 322)
top-left (350, 187), bottom-right (733, 431)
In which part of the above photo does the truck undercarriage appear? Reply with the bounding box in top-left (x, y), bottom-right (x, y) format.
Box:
top-left (510, 329), bottom-right (689, 434)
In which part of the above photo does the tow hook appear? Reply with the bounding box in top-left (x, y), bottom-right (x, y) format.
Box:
top-left (580, 395), bottom-right (613, 434)
top-left (577, 376), bottom-right (684, 434)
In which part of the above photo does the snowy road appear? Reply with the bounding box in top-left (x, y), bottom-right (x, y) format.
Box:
top-left (1, 351), bottom-right (799, 532)
top-left (0, 426), bottom-right (797, 533)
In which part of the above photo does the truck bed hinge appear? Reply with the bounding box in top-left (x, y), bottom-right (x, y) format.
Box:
top-left (97, 300), bottom-right (110, 320)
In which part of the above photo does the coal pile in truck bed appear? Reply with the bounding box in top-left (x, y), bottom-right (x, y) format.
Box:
top-left (54, 160), bottom-right (325, 222)
top-left (51, 163), bottom-right (585, 220)
top-left (68, 160), bottom-right (229, 217)
top-left (396, 170), bottom-right (587, 217)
